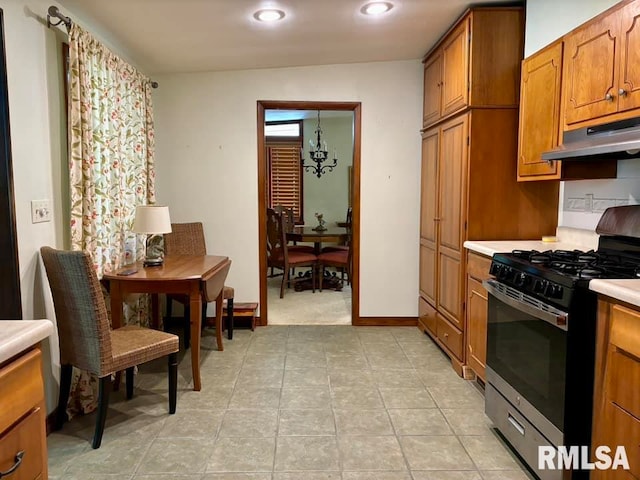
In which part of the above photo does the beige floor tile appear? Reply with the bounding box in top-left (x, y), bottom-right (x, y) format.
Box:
top-left (285, 352), bottom-right (327, 369)
top-left (283, 367), bottom-right (329, 387)
top-left (378, 387), bottom-right (436, 409)
top-left (367, 354), bottom-right (413, 369)
top-left (219, 409), bottom-right (278, 437)
top-left (325, 353), bottom-right (369, 370)
top-left (137, 437), bottom-right (215, 474)
top-left (427, 385), bottom-right (485, 410)
top-left (480, 471), bottom-right (533, 480)
top-left (388, 408), bottom-right (452, 435)
top-left (331, 386), bottom-right (384, 409)
top-left (202, 474), bottom-right (272, 480)
top-left (274, 436), bottom-right (340, 471)
top-left (274, 473), bottom-right (341, 480)
top-left (177, 385), bottom-right (234, 410)
top-left (207, 437), bottom-right (276, 472)
top-left (411, 471), bottom-right (482, 480)
top-left (236, 368), bottom-right (284, 388)
top-left (338, 435), bottom-right (406, 471)
top-left (54, 475), bottom-right (134, 480)
top-left (334, 409), bottom-right (394, 435)
top-left (280, 386), bottom-right (332, 409)
top-left (441, 408), bottom-right (494, 435)
top-left (343, 472), bottom-right (412, 480)
top-left (158, 408), bottom-right (224, 437)
top-left (458, 435), bottom-right (522, 470)
top-left (134, 476), bottom-right (202, 480)
top-left (242, 353), bottom-right (286, 369)
top-left (399, 436), bottom-right (475, 470)
top-left (329, 369), bottom-right (375, 387)
top-left (375, 369), bottom-right (424, 388)
top-left (278, 409), bottom-right (336, 436)
top-left (229, 387), bottom-right (281, 408)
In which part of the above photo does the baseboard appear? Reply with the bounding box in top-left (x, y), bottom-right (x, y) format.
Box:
top-left (353, 316), bottom-right (418, 326)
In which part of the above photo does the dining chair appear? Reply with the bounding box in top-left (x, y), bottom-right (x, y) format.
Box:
top-left (164, 222), bottom-right (234, 351)
top-left (317, 231), bottom-right (352, 290)
top-left (40, 246), bottom-right (179, 449)
top-left (273, 204), bottom-right (314, 254)
top-left (267, 208), bottom-right (318, 298)
top-left (321, 206), bottom-right (352, 254)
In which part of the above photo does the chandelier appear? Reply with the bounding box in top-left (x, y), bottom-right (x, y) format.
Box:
top-left (302, 111), bottom-right (337, 178)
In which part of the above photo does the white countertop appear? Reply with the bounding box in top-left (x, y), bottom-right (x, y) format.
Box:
top-left (0, 320), bottom-right (54, 364)
top-left (589, 279), bottom-right (640, 308)
top-left (463, 239), bottom-right (593, 258)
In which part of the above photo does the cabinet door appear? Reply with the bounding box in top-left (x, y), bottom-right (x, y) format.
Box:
top-left (517, 42), bottom-right (563, 179)
top-left (419, 129), bottom-right (439, 307)
top-left (467, 276), bottom-right (487, 381)
top-left (437, 115), bottom-right (468, 329)
top-left (618, 1), bottom-right (640, 113)
top-left (562, 12), bottom-right (621, 126)
top-left (441, 18), bottom-right (470, 118)
top-left (438, 115), bottom-right (467, 253)
top-left (423, 53), bottom-right (442, 127)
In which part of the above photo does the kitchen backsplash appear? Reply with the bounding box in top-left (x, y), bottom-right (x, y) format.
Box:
top-left (560, 158), bottom-right (640, 230)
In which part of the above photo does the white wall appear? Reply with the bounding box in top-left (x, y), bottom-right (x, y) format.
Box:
top-left (525, 0), bottom-right (640, 230)
top-left (153, 60), bottom-right (423, 317)
top-left (302, 114), bottom-right (353, 226)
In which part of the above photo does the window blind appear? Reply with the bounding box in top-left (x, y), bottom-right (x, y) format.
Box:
top-left (267, 144), bottom-right (303, 223)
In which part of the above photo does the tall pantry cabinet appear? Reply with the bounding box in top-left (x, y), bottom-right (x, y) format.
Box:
top-left (418, 6), bottom-right (560, 376)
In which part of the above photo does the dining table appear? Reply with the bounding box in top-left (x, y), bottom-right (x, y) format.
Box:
top-left (103, 254), bottom-right (231, 391)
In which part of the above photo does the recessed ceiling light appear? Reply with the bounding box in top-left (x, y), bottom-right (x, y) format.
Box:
top-left (361, 2), bottom-right (394, 15)
top-left (254, 9), bottom-right (285, 22)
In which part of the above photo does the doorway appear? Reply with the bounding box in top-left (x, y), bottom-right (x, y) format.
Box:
top-left (257, 101), bottom-right (361, 326)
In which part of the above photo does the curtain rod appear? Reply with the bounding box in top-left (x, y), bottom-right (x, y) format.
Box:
top-left (46, 5), bottom-right (159, 89)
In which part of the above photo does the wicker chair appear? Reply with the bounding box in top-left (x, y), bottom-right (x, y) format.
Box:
top-left (164, 222), bottom-right (234, 351)
top-left (40, 246), bottom-right (179, 449)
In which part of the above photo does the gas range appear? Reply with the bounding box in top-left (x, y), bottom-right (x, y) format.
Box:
top-left (490, 243), bottom-right (640, 310)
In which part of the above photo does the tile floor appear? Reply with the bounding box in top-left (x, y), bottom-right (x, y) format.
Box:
top-left (47, 326), bottom-right (532, 480)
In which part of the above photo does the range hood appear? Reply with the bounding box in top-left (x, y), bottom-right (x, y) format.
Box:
top-left (541, 117), bottom-right (640, 162)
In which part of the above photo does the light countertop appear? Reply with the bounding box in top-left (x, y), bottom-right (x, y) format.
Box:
top-left (0, 320), bottom-right (54, 364)
top-left (589, 279), bottom-right (640, 308)
top-left (463, 239), bottom-right (594, 258)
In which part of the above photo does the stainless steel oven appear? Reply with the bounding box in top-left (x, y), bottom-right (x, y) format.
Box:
top-left (483, 277), bottom-right (596, 480)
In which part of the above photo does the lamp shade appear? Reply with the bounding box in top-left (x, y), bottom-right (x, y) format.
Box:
top-left (132, 205), bottom-right (172, 234)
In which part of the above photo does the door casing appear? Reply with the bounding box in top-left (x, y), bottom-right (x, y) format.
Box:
top-left (257, 100), bottom-right (361, 325)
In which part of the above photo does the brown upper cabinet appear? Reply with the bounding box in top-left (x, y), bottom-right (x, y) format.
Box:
top-left (422, 7), bottom-right (524, 129)
top-left (517, 42), bottom-right (564, 180)
top-left (562, 0), bottom-right (640, 130)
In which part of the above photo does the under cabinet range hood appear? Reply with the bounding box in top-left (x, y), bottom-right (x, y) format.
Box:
top-left (541, 117), bottom-right (640, 162)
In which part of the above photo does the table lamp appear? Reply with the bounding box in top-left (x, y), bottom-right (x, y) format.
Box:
top-left (132, 205), bottom-right (172, 267)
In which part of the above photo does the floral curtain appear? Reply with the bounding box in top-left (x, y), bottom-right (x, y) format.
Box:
top-left (67, 23), bottom-right (156, 415)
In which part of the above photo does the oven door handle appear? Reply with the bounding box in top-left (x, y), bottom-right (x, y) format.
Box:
top-left (483, 279), bottom-right (569, 331)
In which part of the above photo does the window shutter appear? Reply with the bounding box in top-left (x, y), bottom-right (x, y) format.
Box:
top-left (268, 144), bottom-right (303, 222)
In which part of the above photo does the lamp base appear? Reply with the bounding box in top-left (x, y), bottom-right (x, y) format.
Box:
top-left (143, 257), bottom-right (164, 267)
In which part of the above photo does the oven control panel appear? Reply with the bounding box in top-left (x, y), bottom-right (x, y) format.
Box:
top-left (489, 262), bottom-right (568, 308)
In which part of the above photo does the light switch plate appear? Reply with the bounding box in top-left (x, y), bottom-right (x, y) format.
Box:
top-left (31, 199), bottom-right (51, 223)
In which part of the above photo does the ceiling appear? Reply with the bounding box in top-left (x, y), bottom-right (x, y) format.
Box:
top-left (57, 0), bottom-right (515, 75)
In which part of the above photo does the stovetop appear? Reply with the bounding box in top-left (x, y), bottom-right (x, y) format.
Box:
top-left (490, 247), bottom-right (640, 310)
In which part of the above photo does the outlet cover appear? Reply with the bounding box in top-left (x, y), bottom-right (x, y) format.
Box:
top-left (31, 200), bottom-right (51, 223)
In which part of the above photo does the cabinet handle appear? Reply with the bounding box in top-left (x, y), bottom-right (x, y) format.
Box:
top-left (444, 332), bottom-right (449, 338)
top-left (434, 218), bottom-right (441, 222)
top-left (619, 88), bottom-right (628, 97)
top-left (605, 93), bottom-right (615, 101)
top-left (0, 451), bottom-right (24, 478)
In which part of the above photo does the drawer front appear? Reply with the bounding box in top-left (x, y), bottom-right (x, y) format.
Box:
top-left (0, 349), bottom-right (43, 434)
top-left (604, 402), bottom-right (640, 478)
top-left (467, 252), bottom-right (491, 281)
top-left (419, 296), bottom-right (437, 336)
top-left (0, 408), bottom-right (44, 480)
top-left (437, 314), bottom-right (463, 359)
top-left (606, 346), bottom-right (640, 421)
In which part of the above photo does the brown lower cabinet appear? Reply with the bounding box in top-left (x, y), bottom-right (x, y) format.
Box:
top-left (591, 299), bottom-right (640, 480)
top-left (0, 347), bottom-right (47, 480)
top-left (465, 252), bottom-right (491, 382)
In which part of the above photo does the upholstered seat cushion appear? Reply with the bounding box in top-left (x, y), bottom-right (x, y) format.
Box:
top-left (317, 250), bottom-right (348, 263)
top-left (289, 245), bottom-right (315, 254)
top-left (108, 326), bottom-right (179, 376)
top-left (223, 285), bottom-right (234, 299)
